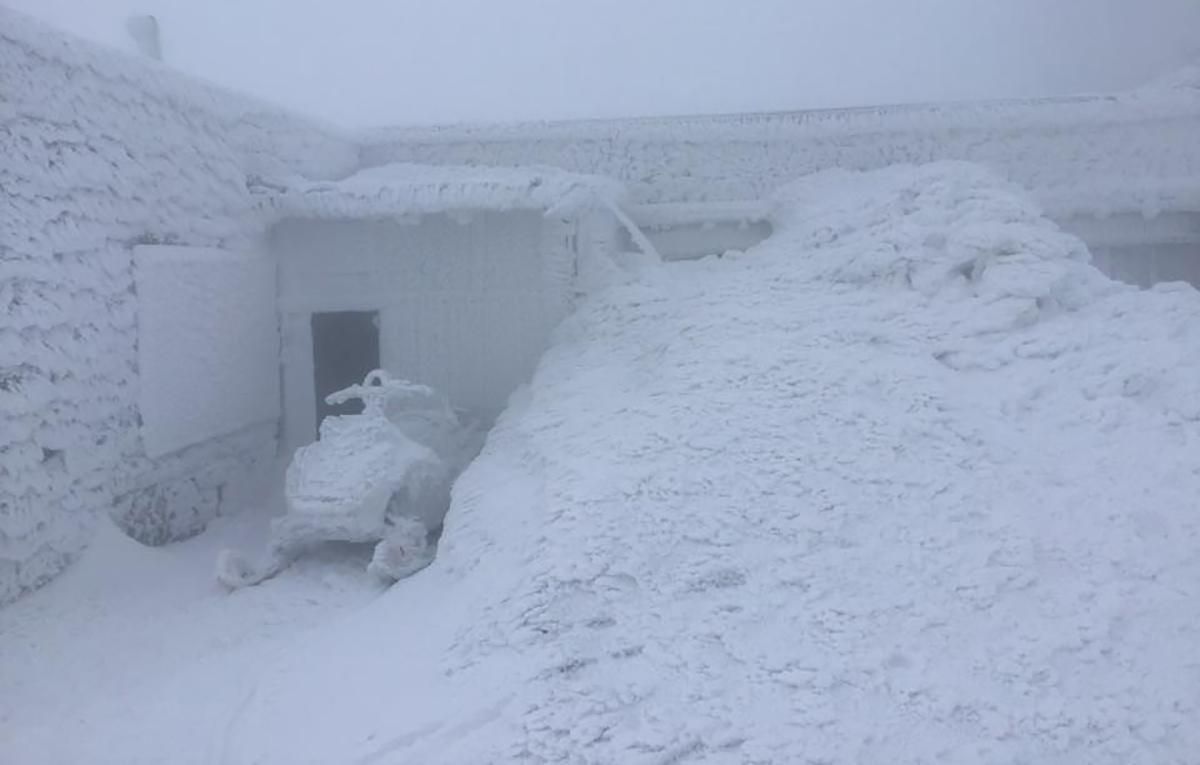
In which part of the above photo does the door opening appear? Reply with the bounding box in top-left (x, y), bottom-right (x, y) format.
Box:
top-left (311, 310), bottom-right (380, 436)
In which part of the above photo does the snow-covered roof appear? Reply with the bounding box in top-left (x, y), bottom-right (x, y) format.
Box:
top-left (256, 163), bottom-right (626, 221)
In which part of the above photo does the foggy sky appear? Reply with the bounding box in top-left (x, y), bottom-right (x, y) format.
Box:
top-left (5, 0), bottom-right (1198, 127)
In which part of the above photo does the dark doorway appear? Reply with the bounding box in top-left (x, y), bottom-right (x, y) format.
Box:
top-left (311, 311), bottom-right (380, 436)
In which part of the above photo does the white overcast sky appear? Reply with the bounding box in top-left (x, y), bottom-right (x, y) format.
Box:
top-left (5, 0), bottom-right (1199, 126)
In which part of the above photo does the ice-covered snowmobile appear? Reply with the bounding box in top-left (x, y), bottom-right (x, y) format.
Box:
top-left (217, 370), bottom-right (477, 588)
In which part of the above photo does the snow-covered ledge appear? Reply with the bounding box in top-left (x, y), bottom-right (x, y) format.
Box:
top-left (361, 84), bottom-right (1200, 222)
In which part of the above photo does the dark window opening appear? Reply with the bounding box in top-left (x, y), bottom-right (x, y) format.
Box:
top-left (311, 310), bottom-right (380, 436)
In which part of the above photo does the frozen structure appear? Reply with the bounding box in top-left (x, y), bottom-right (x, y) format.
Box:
top-left (258, 161), bottom-right (1200, 765)
top-left (259, 163), bottom-right (624, 452)
top-left (2, 3), bottom-right (1200, 604)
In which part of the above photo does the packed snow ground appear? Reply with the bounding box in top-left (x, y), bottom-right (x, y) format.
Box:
top-left (4, 162), bottom-right (1200, 764)
top-left (0, 468), bottom-right (384, 763)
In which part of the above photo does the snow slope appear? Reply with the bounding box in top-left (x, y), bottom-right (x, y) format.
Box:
top-left (4, 162), bottom-right (1199, 764)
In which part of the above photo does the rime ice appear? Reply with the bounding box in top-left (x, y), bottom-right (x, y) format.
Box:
top-left (3, 4), bottom-right (1200, 764)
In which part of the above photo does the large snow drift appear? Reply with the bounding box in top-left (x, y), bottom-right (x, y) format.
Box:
top-left (259, 162), bottom-right (626, 220)
top-left (4, 163), bottom-right (1199, 764)
top-left (247, 162), bottom-right (1200, 764)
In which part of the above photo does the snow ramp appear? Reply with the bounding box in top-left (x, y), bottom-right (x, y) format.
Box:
top-left (240, 162), bottom-right (1200, 764)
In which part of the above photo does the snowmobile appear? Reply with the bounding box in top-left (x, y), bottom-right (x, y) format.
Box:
top-left (217, 370), bottom-right (476, 588)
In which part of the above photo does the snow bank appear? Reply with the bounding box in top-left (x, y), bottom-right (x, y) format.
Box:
top-left (362, 92), bottom-right (1200, 221)
top-left (0, 7), bottom-right (359, 602)
top-left (228, 162), bottom-right (1200, 764)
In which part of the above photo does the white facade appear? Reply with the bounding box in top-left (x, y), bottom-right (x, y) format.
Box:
top-left (272, 211), bottom-right (583, 452)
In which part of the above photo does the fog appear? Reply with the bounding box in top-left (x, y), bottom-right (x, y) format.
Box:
top-left (4, 0), bottom-right (1199, 127)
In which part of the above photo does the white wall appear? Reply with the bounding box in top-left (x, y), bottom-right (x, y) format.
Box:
top-left (273, 212), bottom-right (576, 451)
top-left (0, 7), bottom-right (359, 602)
top-left (362, 97), bottom-right (1200, 217)
top-left (627, 221), bottom-right (773, 262)
top-left (1088, 244), bottom-right (1200, 288)
top-left (133, 245), bottom-right (280, 458)
top-left (1060, 212), bottom-right (1200, 288)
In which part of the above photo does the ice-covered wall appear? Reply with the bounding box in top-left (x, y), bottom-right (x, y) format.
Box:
top-left (133, 245), bottom-right (280, 458)
top-left (364, 94), bottom-right (1200, 284)
top-left (0, 7), bottom-right (359, 603)
top-left (362, 95), bottom-right (1200, 217)
top-left (273, 211), bottom-right (578, 451)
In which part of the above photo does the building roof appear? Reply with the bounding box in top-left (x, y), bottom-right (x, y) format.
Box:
top-left (255, 163), bottom-right (626, 221)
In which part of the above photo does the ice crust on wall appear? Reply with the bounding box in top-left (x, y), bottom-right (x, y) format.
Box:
top-left (362, 92), bottom-right (1200, 219)
top-left (0, 7), bottom-right (359, 602)
top-left (260, 162), bottom-right (625, 221)
top-left (238, 162), bottom-right (1200, 764)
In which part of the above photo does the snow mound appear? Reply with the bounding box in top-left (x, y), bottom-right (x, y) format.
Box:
top-left (373, 162), bottom-right (1200, 763)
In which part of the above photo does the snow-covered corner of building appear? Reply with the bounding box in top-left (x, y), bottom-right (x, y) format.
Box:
top-left (0, 6), bottom-right (357, 602)
top-left (133, 246), bottom-right (280, 459)
top-left (255, 163), bottom-right (626, 221)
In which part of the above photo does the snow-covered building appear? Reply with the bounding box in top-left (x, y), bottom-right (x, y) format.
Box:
top-left (257, 164), bottom-right (620, 451)
top-left (3, 3), bottom-right (1200, 604)
top-left (0, 9), bottom-right (612, 602)
top-left (366, 90), bottom-right (1200, 285)
top-left (1, 8), bottom-right (360, 603)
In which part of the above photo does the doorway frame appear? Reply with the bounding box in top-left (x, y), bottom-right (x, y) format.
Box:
top-left (280, 311), bottom-right (316, 454)
top-left (281, 307), bottom-right (397, 454)
top-left (310, 309), bottom-right (381, 433)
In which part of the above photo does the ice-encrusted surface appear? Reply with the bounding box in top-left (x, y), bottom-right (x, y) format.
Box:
top-left (236, 162), bottom-right (1200, 764)
top-left (260, 162), bottom-right (625, 220)
top-left (363, 90), bottom-right (1200, 219)
top-left (4, 162), bottom-right (1200, 763)
top-left (0, 6), bottom-right (358, 603)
